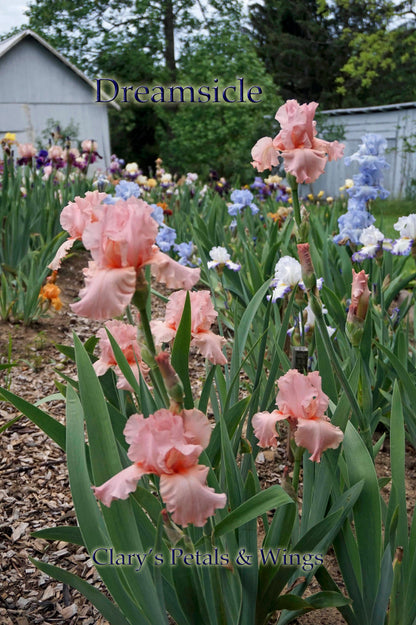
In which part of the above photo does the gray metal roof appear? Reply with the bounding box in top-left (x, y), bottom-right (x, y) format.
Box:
top-left (322, 101), bottom-right (416, 116)
top-left (0, 29), bottom-right (119, 110)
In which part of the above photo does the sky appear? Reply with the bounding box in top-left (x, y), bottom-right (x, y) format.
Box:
top-left (1, 1), bottom-right (29, 35)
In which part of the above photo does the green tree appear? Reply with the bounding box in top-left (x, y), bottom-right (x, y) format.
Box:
top-left (321, 0), bottom-right (397, 102)
top-left (24, 0), bottom-right (249, 170)
top-left (331, 0), bottom-right (416, 105)
top-left (157, 25), bottom-right (278, 180)
top-left (248, 0), bottom-right (415, 108)
top-left (248, 0), bottom-right (337, 106)
top-left (26, 0), bottom-right (191, 78)
top-left (25, 0), bottom-right (241, 79)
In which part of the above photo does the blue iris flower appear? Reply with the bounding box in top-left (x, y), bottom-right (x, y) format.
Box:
top-left (156, 226), bottom-right (176, 252)
top-left (335, 133), bottom-right (390, 245)
top-left (174, 241), bottom-right (194, 266)
top-left (115, 180), bottom-right (141, 200)
top-left (150, 204), bottom-right (164, 225)
top-left (228, 189), bottom-right (259, 216)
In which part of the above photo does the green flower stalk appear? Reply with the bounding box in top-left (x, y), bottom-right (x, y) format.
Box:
top-left (131, 270), bottom-right (151, 321)
top-left (293, 219), bottom-right (371, 451)
top-left (131, 271), bottom-right (170, 405)
top-left (287, 173), bottom-right (302, 230)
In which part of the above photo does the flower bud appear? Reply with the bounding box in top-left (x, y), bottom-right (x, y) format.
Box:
top-left (155, 351), bottom-right (184, 410)
top-left (297, 243), bottom-right (316, 291)
top-left (346, 270), bottom-right (370, 346)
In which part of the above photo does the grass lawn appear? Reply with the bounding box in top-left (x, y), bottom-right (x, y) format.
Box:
top-left (372, 198), bottom-right (416, 238)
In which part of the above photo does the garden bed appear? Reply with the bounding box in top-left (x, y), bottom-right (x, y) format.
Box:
top-left (1, 252), bottom-right (416, 625)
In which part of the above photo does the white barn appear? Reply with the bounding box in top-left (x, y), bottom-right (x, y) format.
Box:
top-left (0, 29), bottom-right (118, 169)
top-left (303, 102), bottom-right (416, 199)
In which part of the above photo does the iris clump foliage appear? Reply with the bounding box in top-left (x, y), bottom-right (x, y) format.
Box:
top-left (0, 132), bottom-right (97, 323)
top-left (1, 103), bottom-right (416, 625)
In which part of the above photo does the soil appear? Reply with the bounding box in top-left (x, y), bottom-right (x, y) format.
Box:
top-left (1, 251), bottom-right (415, 625)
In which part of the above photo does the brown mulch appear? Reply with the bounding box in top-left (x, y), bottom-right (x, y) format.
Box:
top-left (1, 252), bottom-right (415, 625)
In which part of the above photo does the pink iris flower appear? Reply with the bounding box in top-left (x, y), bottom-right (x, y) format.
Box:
top-left (81, 139), bottom-right (98, 153)
top-left (150, 290), bottom-right (227, 365)
top-left (251, 100), bottom-right (344, 184)
top-left (251, 137), bottom-right (279, 173)
top-left (93, 320), bottom-right (149, 391)
top-left (18, 143), bottom-right (36, 159)
top-left (48, 145), bottom-right (64, 161)
top-left (49, 190), bottom-right (108, 271)
top-left (93, 408), bottom-right (227, 527)
top-left (252, 369), bottom-right (343, 462)
top-left (49, 194), bottom-right (200, 320)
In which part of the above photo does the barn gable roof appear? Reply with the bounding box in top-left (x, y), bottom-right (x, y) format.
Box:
top-left (0, 29), bottom-right (119, 110)
top-left (322, 101), bottom-right (416, 116)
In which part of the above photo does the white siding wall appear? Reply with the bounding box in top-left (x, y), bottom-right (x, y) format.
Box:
top-left (0, 37), bottom-right (111, 169)
top-left (300, 108), bottom-right (416, 198)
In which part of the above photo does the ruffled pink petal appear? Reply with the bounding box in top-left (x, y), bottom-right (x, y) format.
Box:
top-left (313, 138), bottom-right (344, 161)
top-left (153, 291), bottom-right (219, 344)
top-left (71, 262), bottom-right (136, 320)
top-left (103, 320), bottom-right (140, 352)
top-left (252, 410), bottom-right (287, 447)
top-left (93, 358), bottom-right (110, 377)
top-left (48, 237), bottom-right (77, 270)
top-left (60, 191), bottom-right (106, 237)
top-left (190, 291), bottom-right (218, 332)
top-left (151, 248), bottom-right (200, 290)
top-left (98, 320), bottom-right (147, 368)
top-left (163, 290), bottom-right (187, 328)
top-left (125, 409), bottom-right (179, 467)
top-left (164, 444), bottom-right (204, 473)
top-left (149, 320), bottom-right (177, 345)
top-left (115, 373), bottom-right (135, 392)
top-left (84, 198), bottom-right (157, 270)
top-left (93, 463), bottom-right (146, 507)
top-left (251, 136), bottom-right (279, 172)
top-left (281, 148), bottom-right (327, 184)
top-left (273, 101), bottom-right (318, 151)
top-left (181, 408), bottom-right (212, 449)
top-left (124, 410), bottom-right (202, 473)
top-left (123, 198), bottom-right (159, 268)
top-left (274, 99), bottom-right (312, 129)
top-left (191, 331), bottom-right (227, 365)
top-left (94, 320), bottom-right (148, 386)
top-left (294, 417), bottom-right (344, 462)
top-left (277, 370), bottom-right (329, 421)
top-left (160, 465), bottom-right (227, 527)
top-left (114, 362), bottom-right (149, 391)
top-left (123, 413), bottom-right (142, 445)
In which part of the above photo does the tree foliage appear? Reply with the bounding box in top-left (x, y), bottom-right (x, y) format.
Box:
top-left (248, 0), bottom-right (416, 108)
top-left (21, 0), bottom-right (264, 175)
top-left (26, 0), bottom-right (242, 80)
top-left (248, 0), bottom-right (337, 105)
top-left (27, 0), bottom-right (193, 79)
top-left (156, 26), bottom-right (278, 180)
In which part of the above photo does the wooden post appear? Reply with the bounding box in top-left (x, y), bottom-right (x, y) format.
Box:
top-left (291, 346), bottom-right (308, 373)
